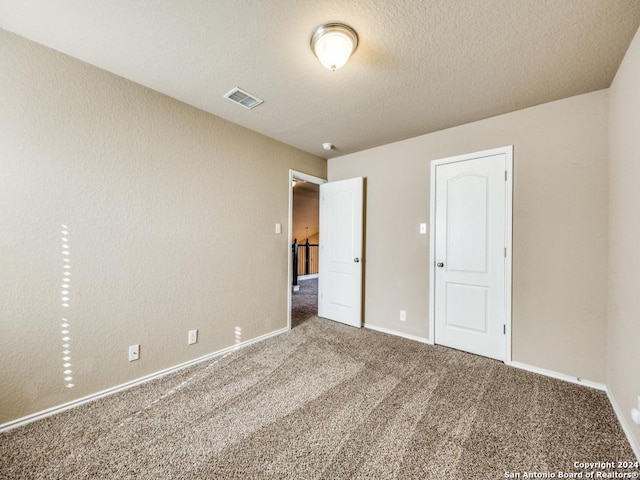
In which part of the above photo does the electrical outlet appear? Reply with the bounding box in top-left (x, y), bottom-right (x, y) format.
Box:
top-left (188, 329), bottom-right (198, 345)
top-left (128, 344), bottom-right (139, 362)
top-left (633, 399), bottom-right (640, 426)
top-left (400, 310), bottom-right (406, 322)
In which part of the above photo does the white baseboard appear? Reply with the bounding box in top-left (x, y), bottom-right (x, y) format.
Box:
top-left (509, 361), bottom-right (606, 391)
top-left (0, 326), bottom-right (289, 433)
top-left (297, 274), bottom-right (318, 280)
top-left (364, 323), bottom-right (433, 345)
top-left (606, 387), bottom-right (640, 461)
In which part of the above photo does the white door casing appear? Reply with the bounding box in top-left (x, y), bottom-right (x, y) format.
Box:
top-left (318, 177), bottom-right (364, 328)
top-left (429, 147), bottom-right (513, 362)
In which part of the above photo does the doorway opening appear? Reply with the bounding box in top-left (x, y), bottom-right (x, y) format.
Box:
top-left (288, 170), bottom-right (326, 329)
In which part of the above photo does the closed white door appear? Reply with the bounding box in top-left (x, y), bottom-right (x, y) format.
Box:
top-left (432, 149), bottom-right (511, 361)
top-left (318, 177), bottom-right (363, 328)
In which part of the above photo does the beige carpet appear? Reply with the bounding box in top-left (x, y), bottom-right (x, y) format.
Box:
top-left (0, 317), bottom-right (636, 479)
top-left (291, 277), bottom-right (318, 327)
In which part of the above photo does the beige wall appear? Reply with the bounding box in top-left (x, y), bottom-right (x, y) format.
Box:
top-left (0, 30), bottom-right (325, 424)
top-left (329, 90), bottom-right (609, 383)
top-left (608, 26), bottom-right (640, 450)
top-left (292, 183), bottom-right (320, 244)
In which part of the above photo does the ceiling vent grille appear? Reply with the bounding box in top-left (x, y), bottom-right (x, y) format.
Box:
top-left (223, 87), bottom-right (263, 110)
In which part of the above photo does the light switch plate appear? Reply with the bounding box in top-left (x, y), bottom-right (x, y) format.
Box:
top-left (420, 223), bottom-right (427, 234)
top-left (275, 223), bottom-right (282, 234)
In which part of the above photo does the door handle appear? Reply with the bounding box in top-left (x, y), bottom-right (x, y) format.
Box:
top-left (354, 258), bottom-right (360, 263)
top-left (436, 262), bottom-right (444, 268)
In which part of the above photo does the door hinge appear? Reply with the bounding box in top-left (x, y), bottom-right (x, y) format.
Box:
top-left (505, 171), bottom-right (508, 181)
top-left (503, 325), bottom-right (506, 335)
top-left (504, 247), bottom-right (507, 258)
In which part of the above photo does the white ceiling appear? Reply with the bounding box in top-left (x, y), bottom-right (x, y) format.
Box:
top-left (1, 1), bottom-right (639, 159)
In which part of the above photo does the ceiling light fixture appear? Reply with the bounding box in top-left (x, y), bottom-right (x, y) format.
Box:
top-left (310, 23), bottom-right (358, 71)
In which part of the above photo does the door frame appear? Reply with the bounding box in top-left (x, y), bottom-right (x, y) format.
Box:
top-left (428, 146), bottom-right (513, 364)
top-left (287, 169), bottom-right (327, 330)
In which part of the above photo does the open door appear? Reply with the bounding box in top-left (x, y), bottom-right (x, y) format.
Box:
top-left (318, 177), bottom-right (364, 328)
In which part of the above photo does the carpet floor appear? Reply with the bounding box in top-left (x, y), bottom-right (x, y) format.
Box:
top-left (291, 277), bottom-right (318, 328)
top-left (0, 317), bottom-right (636, 479)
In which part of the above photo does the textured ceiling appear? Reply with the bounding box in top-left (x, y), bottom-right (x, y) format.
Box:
top-left (1, 0), bottom-right (639, 158)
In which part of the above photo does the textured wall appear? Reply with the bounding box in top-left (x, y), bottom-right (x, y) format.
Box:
top-left (608, 26), bottom-right (640, 451)
top-left (329, 90), bottom-right (609, 383)
top-left (0, 29), bottom-right (325, 424)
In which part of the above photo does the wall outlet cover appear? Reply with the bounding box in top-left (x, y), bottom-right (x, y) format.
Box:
top-left (631, 408), bottom-right (640, 426)
top-left (128, 344), bottom-right (139, 362)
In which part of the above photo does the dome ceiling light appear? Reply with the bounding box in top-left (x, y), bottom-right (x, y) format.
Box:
top-left (310, 23), bottom-right (358, 71)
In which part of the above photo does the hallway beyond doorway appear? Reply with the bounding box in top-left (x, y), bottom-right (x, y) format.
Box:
top-left (291, 278), bottom-right (318, 327)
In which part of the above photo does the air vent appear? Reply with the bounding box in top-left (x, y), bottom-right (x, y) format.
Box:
top-left (223, 87), bottom-right (263, 110)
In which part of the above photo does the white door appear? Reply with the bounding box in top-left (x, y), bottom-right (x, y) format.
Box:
top-left (318, 177), bottom-right (364, 328)
top-left (432, 148), bottom-right (512, 361)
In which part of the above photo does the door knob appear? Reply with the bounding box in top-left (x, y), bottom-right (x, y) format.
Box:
top-left (354, 258), bottom-right (360, 263)
top-left (436, 262), bottom-right (444, 268)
